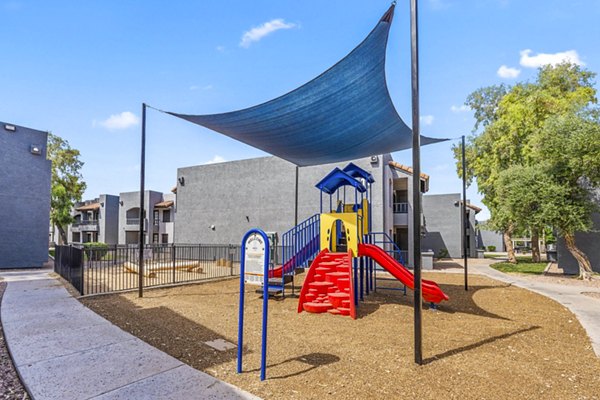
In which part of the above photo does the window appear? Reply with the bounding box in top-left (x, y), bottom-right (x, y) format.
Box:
top-left (162, 210), bottom-right (171, 223)
top-left (152, 233), bottom-right (159, 244)
top-left (72, 232), bottom-right (80, 243)
top-left (153, 210), bottom-right (159, 226)
top-left (162, 234), bottom-right (169, 244)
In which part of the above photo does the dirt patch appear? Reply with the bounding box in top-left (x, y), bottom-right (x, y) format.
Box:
top-left (81, 273), bottom-right (600, 400)
top-left (0, 281), bottom-right (31, 400)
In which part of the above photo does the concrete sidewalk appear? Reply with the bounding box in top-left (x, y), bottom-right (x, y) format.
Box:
top-left (466, 259), bottom-right (600, 357)
top-left (0, 269), bottom-right (259, 400)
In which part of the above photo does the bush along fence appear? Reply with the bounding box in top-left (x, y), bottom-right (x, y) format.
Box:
top-left (54, 243), bottom-right (262, 296)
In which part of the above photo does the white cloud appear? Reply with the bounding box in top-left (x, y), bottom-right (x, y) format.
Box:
top-left (519, 49), bottom-right (584, 68)
top-left (450, 105), bottom-right (470, 113)
top-left (497, 65), bottom-right (521, 79)
top-left (420, 115), bottom-right (434, 126)
top-left (240, 19), bottom-right (297, 48)
top-left (204, 155), bottom-right (226, 165)
top-left (98, 111), bottom-right (139, 130)
top-left (216, 45), bottom-right (226, 53)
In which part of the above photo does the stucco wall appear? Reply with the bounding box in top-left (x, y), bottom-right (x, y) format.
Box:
top-left (557, 194), bottom-right (600, 275)
top-left (100, 194), bottom-right (119, 244)
top-left (422, 194), bottom-right (478, 258)
top-left (174, 155), bottom-right (387, 245)
top-left (0, 122), bottom-right (51, 268)
top-left (118, 190), bottom-right (163, 244)
top-left (478, 229), bottom-right (506, 252)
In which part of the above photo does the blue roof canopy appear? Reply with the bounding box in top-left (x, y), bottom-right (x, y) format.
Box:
top-left (163, 4), bottom-right (447, 167)
top-left (316, 168), bottom-right (367, 195)
top-left (343, 162), bottom-right (375, 184)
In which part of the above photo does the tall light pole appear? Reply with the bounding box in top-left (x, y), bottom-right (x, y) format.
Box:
top-left (462, 135), bottom-right (469, 291)
top-left (138, 103), bottom-right (147, 298)
top-left (410, 0), bottom-right (423, 365)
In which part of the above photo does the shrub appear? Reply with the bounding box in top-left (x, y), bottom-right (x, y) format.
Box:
top-left (487, 245), bottom-right (496, 252)
top-left (437, 248), bottom-right (449, 259)
top-left (83, 242), bottom-right (109, 261)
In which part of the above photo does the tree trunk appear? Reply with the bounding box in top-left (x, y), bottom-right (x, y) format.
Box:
top-left (564, 233), bottom-right (593, 280)
top-left (503, 224), bottom-right (517, 264)
top-left (531, 227), bottom-right (541, 263)
top-left (57, 225), bottom-right (68, 245)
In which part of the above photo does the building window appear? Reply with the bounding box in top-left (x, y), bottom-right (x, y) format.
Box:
top-left (163, 209), bottom-right (171, 223)
top-left (72, 232), bottom-right (80, 243)
top-left (152, 233), bottom-right (159, 244)
top-left (161, 234), bottom-right (169, 244)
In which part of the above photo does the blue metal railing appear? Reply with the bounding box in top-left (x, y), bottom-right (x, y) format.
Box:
top-left (363, 231), bottom-right (407, 293)
top-left (281, 214), bottom-right (320, 275)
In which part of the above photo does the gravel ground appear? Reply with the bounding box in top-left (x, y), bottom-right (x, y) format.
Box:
top-left (81, 272), bottom-right (600, 400)
top-left (0, 281), bottom-right (30, 400)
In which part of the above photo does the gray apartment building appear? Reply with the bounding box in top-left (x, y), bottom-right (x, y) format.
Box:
top-left (174, 154), bottom-right (477, 266)
top-left (118, 190), bottom-right (175, 245)
top-left (0, 121), bottom-right (51, 268)
top-left (68, 195), bottom-right (119, 244)
top-left (421, 194), bottom-right (479, 258)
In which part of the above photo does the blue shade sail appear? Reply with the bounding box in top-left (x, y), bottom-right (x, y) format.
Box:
top-left (166, 4), bottom-right (446, 166)
top-left (315, 168), bottom-right (367, 195)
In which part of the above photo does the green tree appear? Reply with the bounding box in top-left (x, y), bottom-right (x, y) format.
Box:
top-left (48, 134), bottom-right (86, 244)
top-left (532, 112), bottom-right (600, 279)
top-left (455, 63), bottom-right (597, 265)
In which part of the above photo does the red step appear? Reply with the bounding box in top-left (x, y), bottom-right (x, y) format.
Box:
top-left (328, 292), bottom-right (350, 308)
top-left (336, 278), bottom-right (350, 289)
top-left (327, 309), bottom-right (342, 315)
top-left (341, 299), bottom-right (350, 307)
top-left (303, 302), bottom-right (333, 313)
top-left (336, 265), bottom-right (350, 272)
top-left (337, 307), bottom-right (351, 316)
top-left (325, 271), bottom-right (349, 284)
top-left (308, 281), bottom-right (334, 294)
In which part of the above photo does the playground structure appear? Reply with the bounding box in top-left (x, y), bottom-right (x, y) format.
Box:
top-left (266, 163), bottom-right (448, 319)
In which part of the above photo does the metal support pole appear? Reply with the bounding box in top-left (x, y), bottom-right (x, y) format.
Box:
top-left (462, 135), bottom-right (469, 291)
top-left (294, 166), bottom-right (299, 226)
top-left (138, 103), bottom-right (147, 298)
top-left (410, 0), bottom-right (423, 365)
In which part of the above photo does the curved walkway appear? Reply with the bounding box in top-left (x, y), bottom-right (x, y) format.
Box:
top-left (0, 269), bottom-right (259, 400)
top-left (466, 259), bottom-right (600, 357)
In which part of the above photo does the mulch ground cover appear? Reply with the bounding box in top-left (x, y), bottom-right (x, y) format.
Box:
top-left (0, 281), bottom-right (30, 400)
top-left (81, 272), bottom-right (600, 400)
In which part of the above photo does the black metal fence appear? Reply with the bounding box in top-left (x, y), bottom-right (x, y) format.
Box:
top-left (54, 244), bottom-right (246, 296)
top-left (55, 245), bottom-right (84, 294)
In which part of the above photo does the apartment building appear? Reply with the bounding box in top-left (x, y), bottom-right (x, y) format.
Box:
top-left (0, 121), bottom-right (51, 268)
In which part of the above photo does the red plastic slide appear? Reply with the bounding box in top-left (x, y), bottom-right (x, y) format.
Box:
top-left (269, 236), bottom-right (319, 278)
top-left (358, 243), bottom-right (449, 304)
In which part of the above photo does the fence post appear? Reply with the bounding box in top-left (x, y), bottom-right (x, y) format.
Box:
top-left (229, 246), bottom-right (234, 276)
top-left (172, 243), bottom-right (176, 284)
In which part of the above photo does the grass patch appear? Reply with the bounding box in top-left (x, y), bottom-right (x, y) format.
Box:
top-left (491, 261), bottom-right (547, 275)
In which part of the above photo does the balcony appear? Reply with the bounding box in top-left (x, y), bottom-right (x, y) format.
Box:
top-left (393, 202), bottom-right (408, 214)
top-left (72, 219), bottom-right (99, 232)
top-left (126, 218), bottom-right (148, 232)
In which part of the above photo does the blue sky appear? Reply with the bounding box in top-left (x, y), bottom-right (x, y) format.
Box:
top-left (3, 0), bottom-right (599, 221)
